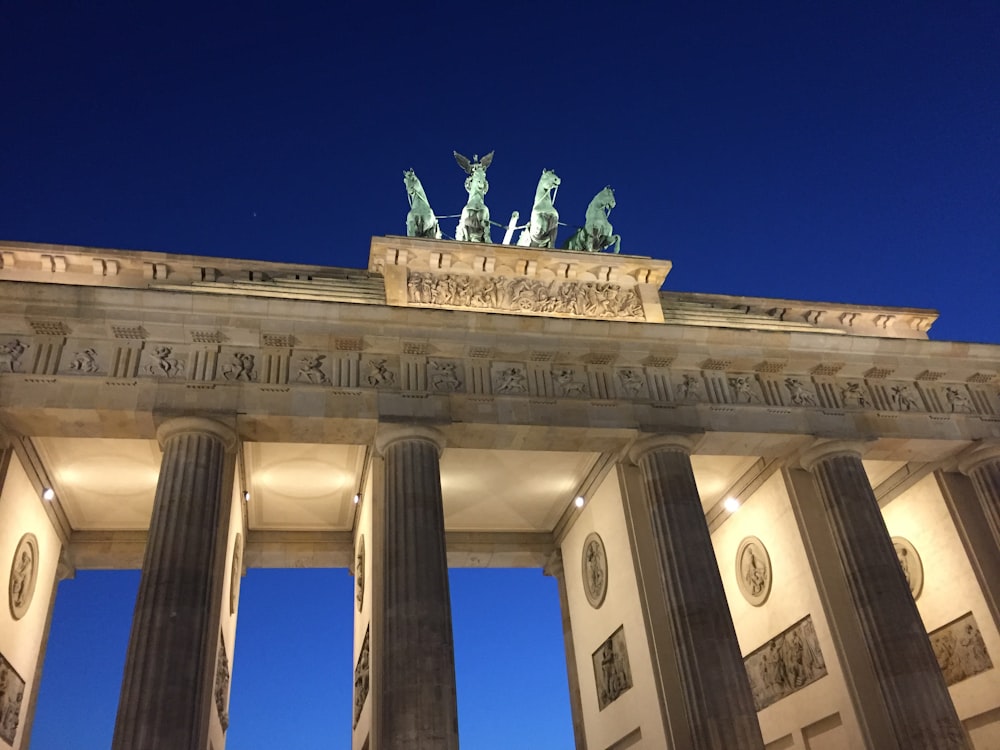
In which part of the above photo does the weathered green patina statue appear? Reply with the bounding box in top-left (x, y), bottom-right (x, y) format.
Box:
top-left (403, 169), bottom-right (442, 239)
top-left (454, 151), bottom-right (493, 243)
top-left (516, 169), bottom-right (561, 248)
top-left (563, 186), bottom-right (621, 254)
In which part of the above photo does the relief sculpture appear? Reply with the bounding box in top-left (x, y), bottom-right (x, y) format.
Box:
top-left (736, 537), bottom-right (772, 606)
top-left (8, 534), bottom-right (38, 621)
top-left (143, 346), bottom-right (184, 377)
top-left (892, 536), bottom-right (923, 599)
top-left (930, 612), bottom-right (993, 686)
top-left (222, 352), bottom-right (256, 381)
top-left (355, 536), bottom-right (365, 612)
top-left (406, 271), bottom-right (644, 321)
top-left (581, 532), bottom-right (608, 609)
top-left (0, 651), bottom-right (25, 745)
top-left (296, 354), bottom-right (328, 384)
top-left (353, 626), bottom-right (371, 727)
top-left (229, 534), bottom-right (243, 616)
top-left (214, 635), bottom-right (230, 731)
top-left (744, 615), bottom-right (827, 711)
top-left (69, 348), bottom-right (99, 373)
top-left (429, 360), bottom-right (462, 392)
top-left (0, 340), bottom-right (27, 373)
top-left (592, 625), bottom-right (632, 710)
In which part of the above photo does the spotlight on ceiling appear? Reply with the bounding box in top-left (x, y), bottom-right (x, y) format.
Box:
top-left (723, 497), bottom-right (741, 513)
top-left (574, 495), bottom-right (585, 508)
top-left (243, 491), bottom-right (250, 502)
top-left (353, 493), bottom-right (361, 505)
top-left (42, 487), bottom-right (55, 501)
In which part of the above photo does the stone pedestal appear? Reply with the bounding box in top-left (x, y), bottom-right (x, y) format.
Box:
top-left (112, 417), bottom-right (236, 750)
top-left (373, 426), bottom-right (459, 750)
top-left (628, 435), bottom-right (764, 750)
top-left (799, 441), bottom-right (967, 749)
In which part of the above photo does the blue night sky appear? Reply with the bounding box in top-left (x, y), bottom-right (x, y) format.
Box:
top-left (1, 2), bottom-right (997, 748)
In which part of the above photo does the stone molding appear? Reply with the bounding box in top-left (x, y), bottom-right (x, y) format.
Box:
top-left (373, 424), bottom-right (446, 458)
top-left (957, 440), bottom-right (1000, 476)
top-left (155, 416), bottom-right (237, 452)
top-left (798, 439), bottom-right (869, 472)
top-left (628, 433), bottom-right (701, 464)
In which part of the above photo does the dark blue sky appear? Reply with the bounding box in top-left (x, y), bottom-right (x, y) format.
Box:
top-left (2, 2), bottom-right (998, 748)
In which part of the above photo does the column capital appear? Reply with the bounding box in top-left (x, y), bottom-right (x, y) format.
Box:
top-left (628, 432), bottom-right (701, 464)
top-left (374, 423), bottom-right (446, 458)
top-left (155, 416), bottom-right (237, 452)
top-left (957, 440), bottom-right (1000, 476)
top-left (543, 549), bottom-right (564, 579)
top-left (799, 439), bottom-right (868, 471)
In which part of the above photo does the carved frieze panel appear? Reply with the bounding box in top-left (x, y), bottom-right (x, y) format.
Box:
top-left (230, 534), bottom-right (243, 616)
top-left (218, 349), bottom-right (258, 383)
top-left (728, 374), bottom-right (763, 405)
top-left (551, 368), bottom-right (589, 398)
top-left (426, 359), bottom-right (463, 392)
top-left (744, 615), bottom-right (828, 711)
top-left (214, 634), bottom-right (230, 731)
top-left (930, 612), bottom-right (993, 686)
top-left (581, 532), bottom-right (608, 609)
top-left (0, 650), bottom-right (25, 745)
top-left (615, 367), bottom-right (648, 399)
top-left (355, 535), bottom-right (365, 612)
top-left (365, 358), bottom-right (398, 388)
top-left (294, 352), bottom-right (330, 385)
top-left (58, 341), bottom-right (106, 376)
top-left (592, 625), bottom-right (632, 710)
top-left (8, 534), bottom-right (38, 621)
top-left (891, 536), bottom-right (923, 599)
top-left (491, 363), bottom-right (529, 396)
top-left (353, 626), bottom-right (370, 727)
top-left (672, 371), bottom-right (704, 402)
top-left (141, 344), bottom-right (187, 378)
top-left (736, 536), bottom-right (772, 607)
top-left (782, 377), bottom-right (818, 408)
top-left (0, 339), bottom-right (28, 374)
top-left (406, 271), bottom-right (645, 321)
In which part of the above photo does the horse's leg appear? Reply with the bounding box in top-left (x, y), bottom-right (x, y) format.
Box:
top-left (612, 235), bottom-right (621, 253)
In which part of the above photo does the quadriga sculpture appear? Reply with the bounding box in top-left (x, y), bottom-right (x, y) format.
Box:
top-left (563, 186), bottom-right (621, 254)
top-left (403, 169), bottom-right (442, 239)
top-left (516, 169), bottom-right (561, 248)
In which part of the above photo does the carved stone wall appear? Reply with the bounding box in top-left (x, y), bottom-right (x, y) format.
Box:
top-left (592, 625), bottom-right (632, 710)
top-left (743, 615), bottom-right (828, 711)
top-left (930, 612), bottom-right (993, 686)
top-left (0, 650), bottom-right (25, 746)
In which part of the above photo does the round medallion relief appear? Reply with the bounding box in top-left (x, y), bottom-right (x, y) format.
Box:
top-left (9, 533), bottom-right (39, 620)
top-left (355, 535), bottom-right (366, 612)
top-left (736, 536), bottom-right (772, 607)
top-left (891, 536), bottom-right (923, 599)
top-left (581, 532), bottom-right (608, 609)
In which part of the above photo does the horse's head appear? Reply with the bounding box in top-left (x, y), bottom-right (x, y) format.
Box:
top-left (403, 169), bottom-right (419, 194)
top-left (540, 168), bottom-right (561, 190)
top-left (596, 186), bottom-right (616, 209)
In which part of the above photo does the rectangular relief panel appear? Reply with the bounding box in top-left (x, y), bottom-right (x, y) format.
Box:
top-left (744, 615), bottom-right (828, 711)
top-left (592, 625), bottom-right (633, 711)
top-left (930, 612), bottom-right (993, 686)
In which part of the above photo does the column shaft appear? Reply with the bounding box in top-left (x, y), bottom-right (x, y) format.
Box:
top-left (633, 441), bottom-right (763, 750)
top-left (377, 434), bottom-right (459, 750)
top-left (804, 447), bottom-right (966, 749)
top-left (113, 419), bottom-right (234, 750)
top-left (961, 449), bottom-right (1000, 552)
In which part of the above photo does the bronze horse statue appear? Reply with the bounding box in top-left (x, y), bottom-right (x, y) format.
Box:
top-left (563, 186), bottom-right (621, 253)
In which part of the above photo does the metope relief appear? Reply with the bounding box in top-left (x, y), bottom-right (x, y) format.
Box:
top-left (891, 536), bottom-right (923, 599)
top-left (429, 360), bottom-right (462, 392)
top-left (214, 634), bottom-right (230, 731)
top-left (67, 347), bottom-right (101, 374)
top-left (616, 368), bottom-right (647, 398)
top-left (840, 381), bottom-right (872, 408)
top-left (406, 271), bottom-right (645, 320)
top-left (221, 352), bottom-right (256, 382)
top-left (366, 359), bottom-right (397, 388)
top-left (229, 534), bottom-right (243, 616)
top-left (592, 625), bottom-right (632, 710)
top-left (0, 339), bottom-right (27, 373)
top-left (729, 375), bottom-right (762, 404)
top-left (0, 651), bottom-right (25, 745)
top-left (736, 536), bottom-right (772, 607)
top-left (142, 345), bottom-right (185, 378)
top-left (744, 615), bottom-right (827, 711)
top-left (8, 534), bottom-right (38, 621)
top-left (354, 626), bottom-right (370, 727)
top-left (296, 354), bottom-right (329, 384)
top-left (355, 536), bottom-right (365, 612)
top-left (784, 377), bottom-right (817, 406)
top-left (552, 368), bottom-right (588, 397)
top-left (931, 612), bottom-right (993, 686)
top-left (581, 532), bottom-right (608, 609)
top-left (492, 364), bottom-right (528, 395)
top-left (674, 372), bottom-right (703, 402)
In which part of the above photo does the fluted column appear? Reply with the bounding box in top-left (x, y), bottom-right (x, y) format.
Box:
top-left (958, 441), bottom-right (1000, 552)
top-left (628, 435), bottom-right (764, 750)
top-left (374, 425), bottom-right (459, 750)
top-left (543, 551), bottom-right (587, 750)
top-left (800, 440), bottom-right (966, 749)
top-left (113, 417), bottom-right (236, 750)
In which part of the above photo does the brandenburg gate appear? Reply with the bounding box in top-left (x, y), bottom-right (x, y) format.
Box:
top-left (1, 233), bottom-right (999, 749)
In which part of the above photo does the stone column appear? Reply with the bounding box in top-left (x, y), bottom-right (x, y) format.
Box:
top-left (373, 425), bottom-right (459, 750)
top-left (799, 440), bottom-right (966, 749)
top-left (628, 435), bottom-right (764, 750)
top-left (543, 551), bottom-right (587, 750)
top-left (958, 441), bottom-right (1000, 552)
top-left (113, 417), bottom-right (236, 750)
